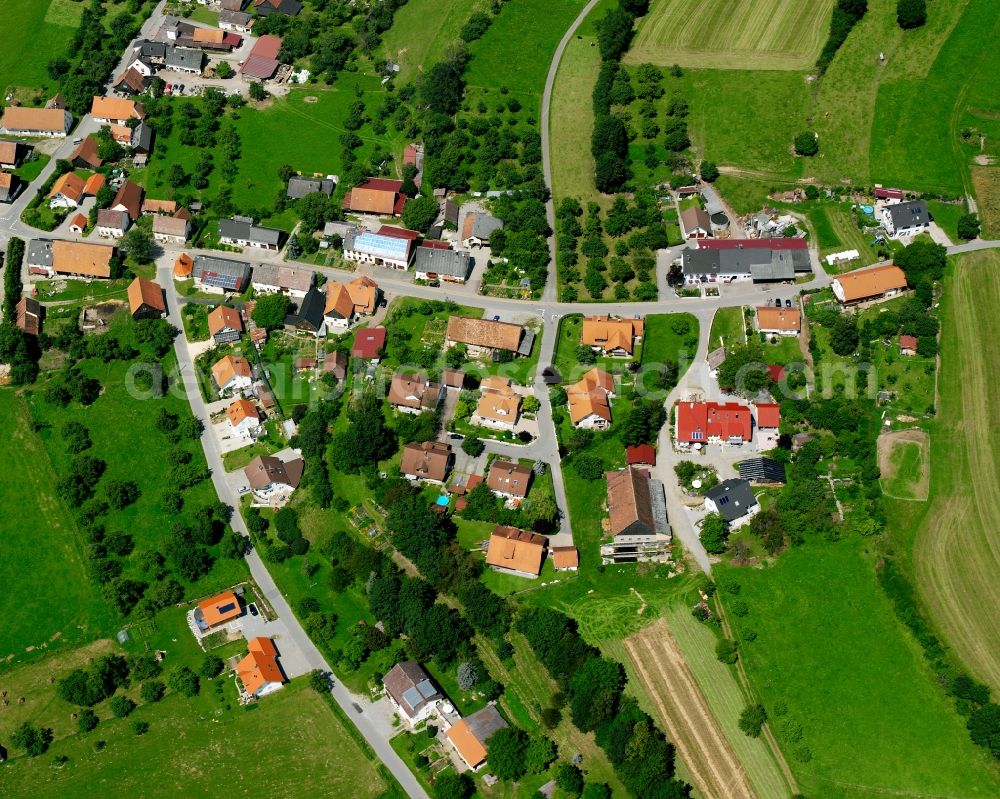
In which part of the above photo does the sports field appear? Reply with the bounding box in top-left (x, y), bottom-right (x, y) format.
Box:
top-left (718, 540), bottom-right (1000, 799)
top-left (915, 251), bottom-right (1000, 692)
top-left (625, 0), bottom-right (835, 70)
top-left (0, 682), bottom-right (389, 799)
top-left (0, 391), bottom-right (114, 669)
top-left (878, 429), bottom-right (930, 501)
top-left (0, 0), bottom-right (78, 96)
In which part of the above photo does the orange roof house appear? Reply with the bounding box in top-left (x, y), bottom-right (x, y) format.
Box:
top-left (49, 240), bottom-right (115, 278)
top-left (90, 96), bottom-right (145, 123)
top-left (755, 402), bottom-right (780, 429)
top-left (551, 546), bottom-right (579, 571)
top-left (49, 172), bottom-right (86, 204)
top-left (486, 459), bottom-right (533, 499)
top-left (236, 637), bottom-right (286, 698)
top-left (445, 316), bottom-right (524, 354)
top-left (196, 590), bottom-right (242, 631)
top-left (174, 252), bottom-right (194, 278)
top-left (347, 275), bottom-right (379, 314)
top-left (68, 212), bottom-right (88, 233)
top-left (207, 305), bottom-right (243, 342)
top-left (1, 106), bottom-right (71, 135)
top-left (485, 526), bottom-right (546, 577)
top-left (323, 282), bottom-right (355, 322)
top-left (832, 265), bottom-right (907, 305)
top-left (566, 368), bottom-right (614, 428)
top-left (475, 379), bottom-right (522, 429)
top-left (227, 398), bottom-right (260, 430)
top-left (899, 334), bottom-right (917, 355)
top-left (211, 354), bottom-right (253, 391)
top-left (755, 306), bottom-right (801, 334)
top-left (446, 705), bottom-right (509, 770)
top-left (82, 173), bottom-right (106, 196)
top-left (580, 315), bottom-right (644, 356)
top-left (127, 277), bottom-right (165, 319)
top-left (675, 401), bottom-right (752, 444)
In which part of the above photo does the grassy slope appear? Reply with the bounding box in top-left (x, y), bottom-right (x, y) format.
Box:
top-left (0, 0), bottom-right (77, 95)
top-left (674, 0), bottom-right (1000, 203)
top-left (718, 540), bottom-right (1000, 799)
top-left (26, 329), bottom-right (248, 600)
top-left (465, 0), bottom-right (584, 100)
top-left (380, 0), bottom-right (485, 83)
top-left (626, 0), bottom-right (833, 71)
top-left (549, 33), bottom-right (601, 202)
top-left (0, 682), bottom-right (388, 799)
top-left (914, 251), bottom-right (1000, 692)
top-left (708, 307), bottom-right (745, 350)
top-left (664, 606), bottom-right (790, 799)
top-left (0, 391), bottom-right (115, 668)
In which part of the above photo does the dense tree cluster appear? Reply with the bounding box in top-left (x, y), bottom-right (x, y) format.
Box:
top-left (897, 0), bottom-right (927, 29)
top-left (516, 607), bottom-right (689, 796)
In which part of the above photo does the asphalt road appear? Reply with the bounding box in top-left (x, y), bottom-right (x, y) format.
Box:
top-left (159, 265), bottom-right (429, 799)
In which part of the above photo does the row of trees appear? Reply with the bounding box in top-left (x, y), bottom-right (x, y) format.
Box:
top-left (817, 0), bottom-right (868, 73)
top-left (517, 607), bottom-right (691, 798)
top-left (0, 238), bottom-right (41, 384)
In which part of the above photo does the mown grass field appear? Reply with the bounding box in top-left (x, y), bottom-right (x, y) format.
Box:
top-left (674, 0), bottom-right (1000, 206)
top-left (0, 392), bottom-right (115, 670)
top-left (881, 439), bottom-right (928, 501)
top-left (625, 0), bottom-right (835, 70)
top-left (666, 606), bottom-right (792, 799)
top-left (549, 31), bottom-right (602, 202)
top-left (914, 251), bottom-right (1000, 692)
top-left (717, 539), bottom-right (1000, 799)
top-left (708, 307), bottom-right (745, 350)
top-left (465, 0), bottom-right (584, 99)
top-left (0, 680), bottom-right (389, 799)
top-left (0, 0), bottom-right (77, 96)
top-left (380, 0), bottom-right (487, 83)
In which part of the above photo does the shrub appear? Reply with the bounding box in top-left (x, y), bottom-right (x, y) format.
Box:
top-left (110, 695), bottom-right (136, 718)
top-left (715, 638), bottom-right (738, 664)
top-left (140, 681), bottom-right (165, 703)
top-left (77, 709), bottom-right (99, 732)
top-left (738, 703), bottom-right (767, 737)
top-left (897, 0), bottom-right (926, 29)
top-left (200, 655), bottom-right (225, 679)
top-left (573, 455), bottom-right (605, 481)
top-left (794, 132), bottom-right (819, 156)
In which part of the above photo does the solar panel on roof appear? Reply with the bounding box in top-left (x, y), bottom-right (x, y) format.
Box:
top-left (401, 687), bottom-right (423, 708)
top-left (355, 232), bottom-right (409, 260)
top-left (217, 602), bottom-right (237, 613)
top-left (415, 679), bottom-right (437, 699)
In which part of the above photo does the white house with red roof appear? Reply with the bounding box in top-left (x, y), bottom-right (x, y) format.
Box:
top-left (754, 402), bottom-right (780, 451)
top-left (674, 401), bottom-right (752, 447)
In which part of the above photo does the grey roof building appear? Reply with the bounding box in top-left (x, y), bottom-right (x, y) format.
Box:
top-left (137, 40), bottom-right (167, 60)
top-left (705, 478), bottom-right (758, 524)
top-left (461, 211), bottom-right (503, 244)
top-left (286, 285), bottom-right (326, 333)
top-left (323, 221), bottom-right (356, 239)
top-left (884, 200), bottom-right (930, 231)
top-left (27, 239), bottom-right (54, 268)
top-left (165, 46), bottom-right (205, 73)
top-left (383, 661), bottom-right (442, 723)
top-left (287, 176), bottom-right (335, 199)
top-left (413, 245), bottom-right (471, 281)
top-left (132, 122), bottom-right (154, 153)
top-left (682, 246), bottom-right (810, 282)
top-left (192, 255), bottom-right (252, 291)
top-left (218, 218), bottom-right (283, 249)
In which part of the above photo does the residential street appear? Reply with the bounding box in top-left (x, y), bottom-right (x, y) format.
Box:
top-left (158, 264), bottom-right (430, 799)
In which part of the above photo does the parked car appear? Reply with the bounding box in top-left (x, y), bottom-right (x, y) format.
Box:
top-left (428, 279), bottom-right (440, 287)
top-left (493, 314), bottom-right (500, 321)
top-left (775, 298), bottom-right (783, 307)
top-left (785, 298), bottom-right (793, 308)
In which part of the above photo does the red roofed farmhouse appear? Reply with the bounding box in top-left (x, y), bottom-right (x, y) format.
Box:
top-left (675, 401), bottom-right (752, 445)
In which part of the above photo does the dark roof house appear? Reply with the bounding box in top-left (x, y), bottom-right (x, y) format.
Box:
top-left (287, 176), bottom-right (335, 199)
top-left (705, 478), bottom-right (758, 524)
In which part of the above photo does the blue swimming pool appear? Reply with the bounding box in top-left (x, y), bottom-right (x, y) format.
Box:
top-left (860, 204), bottom-right (874, 215)
top-left (435, 495), bottom-right (450, 507)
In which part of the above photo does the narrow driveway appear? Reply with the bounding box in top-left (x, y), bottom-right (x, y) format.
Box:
top-left (159, 265), bottom-right (429, 799)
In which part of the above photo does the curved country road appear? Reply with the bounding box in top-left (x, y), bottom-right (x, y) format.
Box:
top-left (539, 0), bottom-right (603, 303)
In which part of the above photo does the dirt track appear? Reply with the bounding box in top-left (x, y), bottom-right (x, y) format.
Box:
top-left (624, 620), bottom-right (757, 799)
